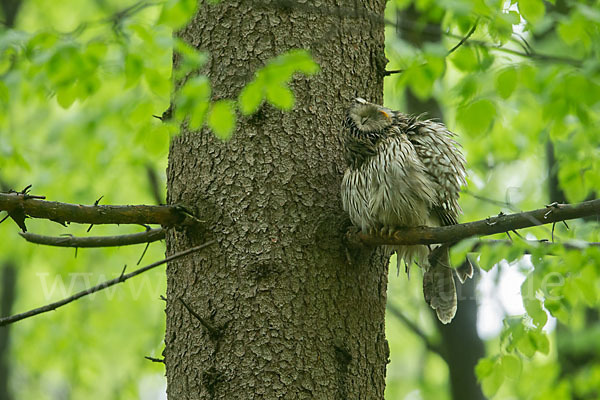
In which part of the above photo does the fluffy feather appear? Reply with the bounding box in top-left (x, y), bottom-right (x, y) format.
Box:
top-left (341, 97), bottom-right (470, 324)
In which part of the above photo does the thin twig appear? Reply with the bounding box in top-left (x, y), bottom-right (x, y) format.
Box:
top-left (87, 196), bottom-right (104, 232)
top-left (447, 20), bottom-right (478, 55)
top-left (0, 240), bottom-right (216, 326)
top-left (137, 242), bottom-right (151, 265)
top-left (144, 356), bottom-right (165, 363)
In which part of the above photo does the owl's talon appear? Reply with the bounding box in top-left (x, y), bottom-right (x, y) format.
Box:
top-left (345, 246), bottom-right (353, 266)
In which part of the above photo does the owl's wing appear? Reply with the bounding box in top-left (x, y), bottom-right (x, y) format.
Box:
top-left (405, 120), bottom-right (467, 226)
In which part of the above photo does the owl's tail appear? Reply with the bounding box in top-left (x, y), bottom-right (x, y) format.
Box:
top-left (423, 245), bottom-right (457, 324)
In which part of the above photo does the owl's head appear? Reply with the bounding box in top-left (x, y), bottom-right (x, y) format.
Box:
top-left (347, 97), bottom-right (393, 133)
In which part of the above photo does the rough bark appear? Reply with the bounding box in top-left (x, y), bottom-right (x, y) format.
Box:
top-left (0, 262), bottom-right (16, 400)
top-left (398, 6), bottom-right (485, 399)
top-left (165, 1), bottom-right (389, 398)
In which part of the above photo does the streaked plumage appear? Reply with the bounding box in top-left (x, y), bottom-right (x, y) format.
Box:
top-left (341, 97), bottom-right (470, 324)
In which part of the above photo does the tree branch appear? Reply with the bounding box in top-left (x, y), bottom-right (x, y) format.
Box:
top-left (19, 228), bottom-right (165, 247)
top-left (355, 199), bottom-right (600, 246)
top-left (446, 19), bottom-right (478, 55)
top-left (0, 191), bottom-right (199, 230)
top-left (0, 240), bottom-right (216, 326)
top-left (385, 19), bottom-right (480, 76)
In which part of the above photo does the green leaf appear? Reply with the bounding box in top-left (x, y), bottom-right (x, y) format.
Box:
top-left (56, 84), bottom-right (79, 108)
top-left (574, 264), bottom-right (597, 306)
top-left (518, 0), bottom-right (545, 24)
top-left (516, 331), bottom-right (536, 358)
top-left (239, 49), bottom-right (318, 116)
top-left (280, 49), bottom-right (320, 75)
top-left (495, 67), bottom-right (518, 99)
top-left (450, 237), bottom-right (478, 267)
top-left (544, 298), bottom-right (570, 323)
top-left (208, 100), bottom-right (236, 140)
top-left (523, 298), bottom-right (548, 328)
top-left (181, 76), bottom-right (211, 101)
top-left (456, 99), bottom-right (496, 136)
top-left (475, 357), bottom-right (495, 379)
top-left (238, 80), bottom-right (264, 115)
top-left (158, 0), bottom-right (198, 30)
top-left (124, 52), bottom-right (144, 88)
top-left (500, 354), bottom-right (522, 380)
top-left (481, 367), bottom-right (504, 398)
top-left (173, 38), bottom-right (208, 79)
top-left (407, 64), bottom-right (436, 100)
top-left (489, 12), bottom-right (516, 44)
top-left (266, 84), bottom-right (294, 110)
top-left (47, 44), bottom-right (82, 86)
top-left (529, 329), bottom-right (550, 355)
top-left (189, 101), bottom-right (209, 130)
top-left (449, 46), bottom-right (478, 71)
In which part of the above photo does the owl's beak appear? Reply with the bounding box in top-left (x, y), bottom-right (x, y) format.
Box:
top-left (379, 110), bottom-right (391, 120)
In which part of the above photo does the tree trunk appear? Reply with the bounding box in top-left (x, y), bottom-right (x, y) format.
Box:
top-left (164, 1), bottom-right (389, 398)
top-left (0, 262), bottom-right (16, 400)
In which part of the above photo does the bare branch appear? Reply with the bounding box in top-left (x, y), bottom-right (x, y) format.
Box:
top-left (19, 228), bottom-right (165, 248)
top-left (0, 240), bottom-right (216, 326)
top-left (355, 199), bottom-right (600, 246)
top-left (0, 191), bottom-right (199, 230)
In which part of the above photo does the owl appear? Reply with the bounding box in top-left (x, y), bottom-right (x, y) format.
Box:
top-left (341, 97), bottom-right (471, 324)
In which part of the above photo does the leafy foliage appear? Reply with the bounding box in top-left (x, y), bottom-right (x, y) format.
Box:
top-left (385, 0), bottom-right (600, 398)
top-left (2, 0), bottom-right (600, 399)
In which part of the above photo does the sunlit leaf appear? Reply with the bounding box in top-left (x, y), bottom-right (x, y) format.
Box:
top-left (449, 45), bottom-right (478, 71)
top-left (456, 98), bottom-right (496, 136)
top-left (56, 83), bottom-right (79, 108)
top-left (238, 80), bottom-right (264, 115)
top-left (495, 67), bottom-right (518, 99)
top-left (500, 354), bottom-right (522, 380)
top-left (125, 52), bottom-right (144, 88)
top-left (208, 100), bottom-right (236, 140)
top-left (518, 0), bottom-right (545, 24)
top-left (158, 0), bottom-right (198, 30)
top-left (266, 84), bottom-right (295, 110)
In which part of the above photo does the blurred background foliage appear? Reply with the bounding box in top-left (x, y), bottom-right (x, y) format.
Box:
top-left (0, 0), bottom-right (599, 399)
